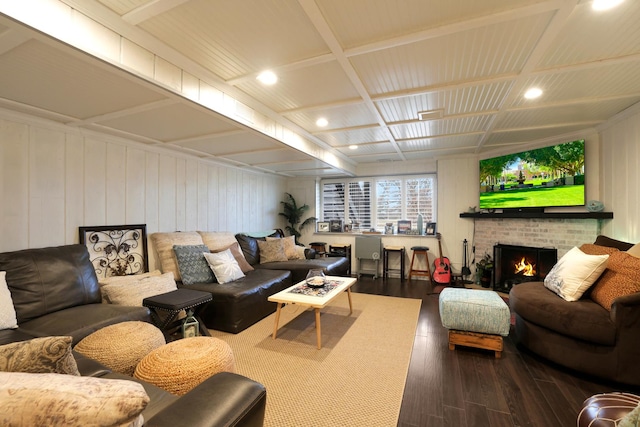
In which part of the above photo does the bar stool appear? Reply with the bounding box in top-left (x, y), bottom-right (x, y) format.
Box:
top-left (309, 242), bottom-right (327, 257)
top-left (383, 246), bottom-right (406, 281)
top-left (408, 246), bottom-right (432, 281)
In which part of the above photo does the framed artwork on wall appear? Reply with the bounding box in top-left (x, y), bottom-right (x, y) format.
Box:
top-left (79, 224), bottom-right (148, 278)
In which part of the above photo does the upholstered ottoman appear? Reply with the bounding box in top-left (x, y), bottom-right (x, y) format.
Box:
top-left (74, 321), bottom-right (165, 375)
top-left (439, 288), bottom-right (510, 358)
top-left (134, 336), bottom-right (235, 395)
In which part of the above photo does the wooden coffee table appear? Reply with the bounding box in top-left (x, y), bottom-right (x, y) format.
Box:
top-left (268, 276), bottom-right (356, 349)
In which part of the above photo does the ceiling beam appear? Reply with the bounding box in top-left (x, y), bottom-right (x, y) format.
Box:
top-left (122, 0), bottom-right (190, 25)
top-left (297, 0), bottom-right (406, 161)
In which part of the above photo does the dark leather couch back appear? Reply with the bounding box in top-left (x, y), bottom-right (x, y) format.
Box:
top-left (235, 229), bottom-right (284, 266)
top-left (0, 244), bottom-right (101, 324)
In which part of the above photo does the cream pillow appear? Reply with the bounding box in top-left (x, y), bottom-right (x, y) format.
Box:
top-left (544, 246), bottom-right (610, 301)
top-left (266, 235), bottom-right (303, 260)
top-left (257, 239), bottom-right (288, 263)
top-left (101, 272), bottom-right (177, 306)
top-left (98, 270), bottom-right (162, 287)
top-left (150, 232), bottom-right (204, 281)
top-left (0, 372), bottom-right (149, 427)
top-left (204, 249), bottom-right (245, 284)
top-left (0, 271), bottom-right (18, 330)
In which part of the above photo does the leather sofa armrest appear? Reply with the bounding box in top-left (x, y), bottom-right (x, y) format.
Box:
top-left (305, 248), bottom-right (317, 259)
top-left (145, 372), bottom-right (266, 427)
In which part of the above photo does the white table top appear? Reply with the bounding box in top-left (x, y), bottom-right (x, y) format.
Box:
top-left (268, 276), bottom-right (356, 309)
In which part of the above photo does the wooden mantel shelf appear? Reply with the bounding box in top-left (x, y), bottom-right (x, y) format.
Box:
top-left (459, 211), bottom-right (613, 219)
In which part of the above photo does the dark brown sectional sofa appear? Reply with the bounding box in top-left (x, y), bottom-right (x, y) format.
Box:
top-left (0, 244), bottom-right (266, 427)
top-left (156, 229), bottom-right (350, 334)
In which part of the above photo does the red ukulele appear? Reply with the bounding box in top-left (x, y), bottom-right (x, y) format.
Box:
top-left (433, 233), bottom-right (451, 284)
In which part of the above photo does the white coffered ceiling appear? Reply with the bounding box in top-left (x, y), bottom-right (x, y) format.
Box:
top-left (1, 0), bottom-right (639, 177)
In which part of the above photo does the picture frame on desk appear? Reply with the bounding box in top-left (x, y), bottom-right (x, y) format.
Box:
top-left (397, 220), bottom-right (411, 234)
top-left (317, 221), bottom-right (329, 232)
top-left (426, 222), bottom-right (437, 235)
top-left (330, 219), bottom-right (343, 233)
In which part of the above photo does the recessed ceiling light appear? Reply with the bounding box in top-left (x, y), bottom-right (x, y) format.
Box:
top-left (524, 87), bottom-right (543, 99)
top-left (316, 118), bottom-right (328, 127)
top-left (592, 0), bottom-right (624, 11)
top-left (256, 70), bottom-right (277, 85)
top-left (349, 145), bottom-right (358, 150)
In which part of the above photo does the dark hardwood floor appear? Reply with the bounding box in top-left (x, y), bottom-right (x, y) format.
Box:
top-left (351, 276), bottom-right (639, 427)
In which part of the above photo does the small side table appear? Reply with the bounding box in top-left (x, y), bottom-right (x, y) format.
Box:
top-left (143, 288), bottom-right (212, 340)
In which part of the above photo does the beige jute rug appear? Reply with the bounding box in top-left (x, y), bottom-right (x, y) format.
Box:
top-left (209, 292), bottom-right (421, 427)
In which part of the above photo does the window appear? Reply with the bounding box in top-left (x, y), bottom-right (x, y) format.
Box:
top-left (321, 174), bottom-right (436, 232)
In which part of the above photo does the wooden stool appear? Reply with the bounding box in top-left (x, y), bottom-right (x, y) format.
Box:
top-left (383, 246), bottom-right (405, 280)
top-left (408, 246), bottom-right (431, 281)
top-left (309, 242), bottom-right (327, 257)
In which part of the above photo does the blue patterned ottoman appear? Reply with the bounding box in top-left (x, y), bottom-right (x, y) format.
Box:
top-left (439, 288), bottom-right (510, 358)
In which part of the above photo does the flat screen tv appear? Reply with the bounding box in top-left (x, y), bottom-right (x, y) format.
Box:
top-left (479, 139), bottom-right (585, 210)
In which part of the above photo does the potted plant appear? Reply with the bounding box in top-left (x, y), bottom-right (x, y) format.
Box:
top-left (476, 252), bottom-right (493, 288)
top-left (279, 192), bottom-right (317, 244)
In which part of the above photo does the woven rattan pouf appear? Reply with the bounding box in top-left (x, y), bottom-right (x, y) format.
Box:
top-left (134, 336), bottom-right (235, 395)
top-left (74, 321), bottom-right (165, 376)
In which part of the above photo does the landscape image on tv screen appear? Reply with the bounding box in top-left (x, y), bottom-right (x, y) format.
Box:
top-left (479, 140), bottom-right (585, 210)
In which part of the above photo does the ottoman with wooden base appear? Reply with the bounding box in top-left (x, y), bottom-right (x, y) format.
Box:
top-left (439, 288), bottom-right (510, 358)
top-left (74, 321), bottom-right (165, 376)
top-left (134, 336), bottom-right (235, 395)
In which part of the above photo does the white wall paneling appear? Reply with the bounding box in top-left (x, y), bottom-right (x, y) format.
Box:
top-left (600, 107), bottom-right (640, 242)
top-left (0, 108), bottom-right (286, 253)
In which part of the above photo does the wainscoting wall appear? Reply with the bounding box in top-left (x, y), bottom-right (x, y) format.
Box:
top-left (0, 108), bottom-right (286, 255)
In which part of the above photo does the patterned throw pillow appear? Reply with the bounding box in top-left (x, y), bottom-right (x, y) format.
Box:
top-left (101, 272), bottom-right (177, 306)
top-left (266, 235), bottom-right (303, 260)
top-left (0, 336), bottom-right (80, 376)
top-left (0, 271), bottom-right (18, 330)
top-left (203, 249), bottom-right (245, 284)
top-left (257, 239), bottom-right (288, 264)
top-left (173, 244), bottom-right (216, 285)
top-left (590, 251), bottom-right (640, 310)
top-left (543, 246), bottom-right (610, 301)
top-left (0, 372), bottom-right (149, 427)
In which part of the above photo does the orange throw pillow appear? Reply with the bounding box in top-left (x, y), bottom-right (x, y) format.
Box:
top-left (590, 251), bottom-right (640, 310)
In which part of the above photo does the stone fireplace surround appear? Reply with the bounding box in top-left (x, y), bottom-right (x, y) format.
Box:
top-left (472, 218), bottom-right (603, 279)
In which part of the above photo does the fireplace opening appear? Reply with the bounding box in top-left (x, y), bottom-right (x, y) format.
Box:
top-left (493, 244), bottom-right (557, 293)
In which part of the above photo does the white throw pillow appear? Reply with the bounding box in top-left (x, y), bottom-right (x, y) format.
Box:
top-left (204, 249), bottom-right (245, 284)
top-left (101, 272), bottom-right (177, 306)
top-left (544, 246), bottom-right (610, 301)
top-left (0, 272), bottom-right (18, 330)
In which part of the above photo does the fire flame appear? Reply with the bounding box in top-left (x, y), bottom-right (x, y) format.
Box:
top-left (514, 257), bottom-right (536, 276)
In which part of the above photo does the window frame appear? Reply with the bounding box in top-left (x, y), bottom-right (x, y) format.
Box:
top-left (320, 174), bottom-right (437, 232)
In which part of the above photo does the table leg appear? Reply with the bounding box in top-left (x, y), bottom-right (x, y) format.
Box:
top-left (315, 308), bottom-right (322, 349)
top-left (272, 303), bottom-right (282, 339)
top-left (347, 287), bottom-right (353, 314)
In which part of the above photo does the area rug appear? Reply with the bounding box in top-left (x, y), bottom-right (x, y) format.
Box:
top-left (209, 293), bottom-right (421, 427)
